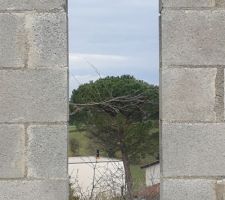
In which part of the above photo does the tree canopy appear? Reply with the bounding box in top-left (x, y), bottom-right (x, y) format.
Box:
top-left (70, 75), bottom-right (159, 160)
top-left (70, 75), bottom-right (158, 121)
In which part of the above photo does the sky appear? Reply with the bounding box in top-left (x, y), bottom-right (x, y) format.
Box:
top-left (69, 0), bottom-right (159, 94)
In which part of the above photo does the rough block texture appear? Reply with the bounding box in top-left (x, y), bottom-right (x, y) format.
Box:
top-left (161, 68), bottom-right (217, 121)
top-left (0, 13), bottom-right (26, 68)
top-left (0, 69), bottom-right (67, 122)
top-left (0, 0), bottom-right (68, 199)
top-left (26, 12), bottom-right (67, 68)
top-left (217, 0), bottom-right (225, 6)
top-left (161, 0), bottom-right (225, 198)
top-left (162, 123), bottom-right (225, 176)
top-left (0, 0), bottom-right (66, 11)
top-left (162, 10), bottom-right (225, 66)
top-left (0, 125), bottom-right (24, 178)
top-left (0, 180), bottom-right (68, 200)
top-left (27, 125), bottom-right (67, 178)
top-left (161, 179), bottom-right (217, 200)
top-left (162, 0), bottom-right (215, 7)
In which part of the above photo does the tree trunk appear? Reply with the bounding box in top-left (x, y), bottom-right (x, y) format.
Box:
top-left (120, 144), bottom-right (134, 200)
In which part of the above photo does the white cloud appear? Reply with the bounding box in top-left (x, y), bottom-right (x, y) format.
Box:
top-left (68, 53), bottom-right (131, 94)
top-left (70, 53), bottom-right (128, 65)
top-left (69, 53), bottom-right (131, 74)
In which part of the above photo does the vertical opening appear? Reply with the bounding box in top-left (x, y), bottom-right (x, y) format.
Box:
top-left (68, 1), bottom-right (159, 200)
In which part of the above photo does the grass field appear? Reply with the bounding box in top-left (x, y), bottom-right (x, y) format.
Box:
top-left (69, 126), bottom-right (108, 157)
top-left (68, 126), bottom-right (92, 156)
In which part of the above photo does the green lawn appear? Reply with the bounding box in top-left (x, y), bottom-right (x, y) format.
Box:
top-left (69, 126), bottom-right (89, 156)
top-left (130, 165), bottom-right (145, 192)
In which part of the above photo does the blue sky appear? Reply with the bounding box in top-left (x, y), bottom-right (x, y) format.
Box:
top-left (69, 0), bottom-right (159, 94)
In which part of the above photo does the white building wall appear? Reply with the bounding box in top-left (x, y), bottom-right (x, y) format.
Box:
top-left (145, 163), bottom-right (160, 186)
top-left (69, 157), bottom-right (125, 198)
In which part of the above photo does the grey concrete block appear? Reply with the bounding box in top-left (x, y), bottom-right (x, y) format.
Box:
top-left (0, 125), bottom-right (24, 178)
top-left (0, 0), bottom-right (66, 11)
top-left (162, 0), bottom-right (215, 8)
top-left (161, 68), bottom-right (217, 121)
top-left (162, 123), bottom-right (225, 176)
top-left (0, 69), bottom-right (67, 122)
top-left (161, 179), bottom-right (216, 200)
top-left (0, 14), bottom-right (26, 68)
top-left (162, 10), bottom-right (225, 66)
top-left (217, 0), bottom-right (225, 6)
top-left (27, 125), bottom-right (67, 178)
top-left (0, 180), bottom-right (68, 200)
top-left (26, 12), bottom-right (67, 68)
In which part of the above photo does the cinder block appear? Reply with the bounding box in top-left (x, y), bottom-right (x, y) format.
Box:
top-left (0, 180), bottom-right (68, 200)
top-left (0, 0), bottom-right (65, 11)
top-left (162, 10), bottom-right (225, 66)
top-left (0, 69), bottom-right (67, 123)
top-left (162, 123), bottom-right (225, 176)
top-left (161, 68), bottom-right (216, 121)
top-left (0, 13), bottom-right (25, 68)
top-left (27, 125), bottom-right (67, 178)
top-left (0, 125), bottom-right (24, 178)
top-left (217, 0), bottom-right (225, 6)
top-left (161, 179), bottom-right (216, 200)
top-left (26, 12), bottom-right (67, 68)
top-left (162, 0), bottom-right (215, 8)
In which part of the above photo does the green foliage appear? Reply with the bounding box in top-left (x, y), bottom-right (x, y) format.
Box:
top-left (70, 75), bottom-right (158, 121)
top-left (70, 75), bottom-right (159, 163)
top-left (69, 182), bottom-right (80, 200)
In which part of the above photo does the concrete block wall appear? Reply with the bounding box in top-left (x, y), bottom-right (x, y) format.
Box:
top-left (161, 0), bottom-right (225, 199)
top-left (0, 1), bottom-right (68, 199)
